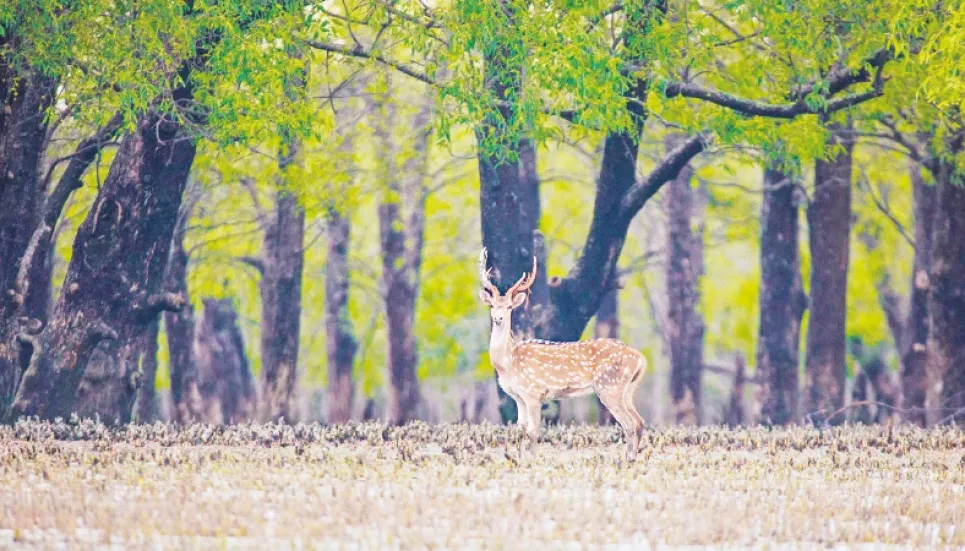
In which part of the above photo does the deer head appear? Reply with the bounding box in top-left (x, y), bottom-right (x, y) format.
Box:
top-left (478, 248), bottom-right (536, 329)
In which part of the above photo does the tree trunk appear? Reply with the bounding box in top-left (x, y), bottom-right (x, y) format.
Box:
top-left (594, 288), bottom-right (619, 425)
top-left (325, 210), bottom-right (356, 424)
top-left (0, 72), bottom-right (55, 416)
top-left (9, 113), bottom-right (196, 421)
top-left (260, 147), bottom-right (306, 423)
top-left (164, 204), bottom-right (202, 424)
top-left (323, 82), bottom-right (363, 425)
top-left (541, 88), bottom-right (646, 343)
top-left (901, 164), bottom-right (936, 425)
top-left (929, 159), bottom-right (965, 425)
top-left (862, 347), bottom-right (900, 423)
top-left (756, 166), bottom-right (806, 425)
top-left (804, 128), bottom-right (854, 424)
top-left (475, 3), bottom-right (535, 421)
top-left (726, 353), bottom-right (747, 426)
top-left (379, 89), bottom-right (431, 425)
top-left (195, 297), bottom-right (255, 423)
top-left (134, 319), bottom-right (161, 423)
top-left (665, 134), bottom-right (704, 425)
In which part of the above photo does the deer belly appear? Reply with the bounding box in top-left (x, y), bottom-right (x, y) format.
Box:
top-left (545, 384), bottom-right (595, 400)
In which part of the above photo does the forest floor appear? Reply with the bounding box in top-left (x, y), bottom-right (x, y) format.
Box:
top-left (0, 421), bottom-right (963, 549)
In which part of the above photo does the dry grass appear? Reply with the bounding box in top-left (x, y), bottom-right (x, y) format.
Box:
top-left (1, 420), bottom-right (964, 549)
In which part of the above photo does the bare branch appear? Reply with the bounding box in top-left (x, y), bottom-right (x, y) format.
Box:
top-left (620, 134), bottom-right (706, 221)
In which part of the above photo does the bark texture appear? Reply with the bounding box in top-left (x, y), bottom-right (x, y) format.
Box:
top-left (756, 167), bottom-right (806, 425)
top-left (665, 134), bottom-right (704, 425)
top-left (929, 160), bottom-right (965, 425)
top-left (9, 114), bottom-right (196, 421)
top-left (135, 320), bottom-right (161, 423)
top-left (196, 297), bottom-right (255, 424)
top-left (260, 161), bottom-right (306, 423)
top-left (0, 71), bottom-right (55, 416)
top-left (804, 129), bottom-right (854, 424)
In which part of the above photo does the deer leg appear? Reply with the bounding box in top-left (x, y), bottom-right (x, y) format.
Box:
top-left (624, 361), bottom-right (646, 454)
top-left (598, 390), bottom-right (639, 461)
top-left (510, 394), bottom-right (528, 430)
top-left (522, 397), bottom-right (542, 450)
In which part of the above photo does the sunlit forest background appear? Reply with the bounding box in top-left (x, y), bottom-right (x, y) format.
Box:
top-left (2, 0), bottom-right (964, 428)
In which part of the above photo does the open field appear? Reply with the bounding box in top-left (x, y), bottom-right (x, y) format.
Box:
top-left (1, 421), bottom-right (964, 549)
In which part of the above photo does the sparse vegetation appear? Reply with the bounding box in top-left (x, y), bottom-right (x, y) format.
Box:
top-left (1, 420), bottom-right (963, 548)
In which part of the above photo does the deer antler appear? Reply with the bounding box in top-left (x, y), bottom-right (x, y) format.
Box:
top-left (478, 248), bottom-right (499, 296)
top-left (507, 256), bottom-right (538, 297)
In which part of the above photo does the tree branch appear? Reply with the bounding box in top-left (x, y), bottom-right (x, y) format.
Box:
top-left (306, 40), bottom-right (440, 88)
top-left (238, 255), bottom-right (265, 275)
top-left (620, 134), bottom-right (706, 220)
top-left (41, 112), bottom-right (124, 227)
top-left (790, 49), bottom-right (890, 100)
top-left (664, 80), bottom-right (885, 119)
top-left (133, 292), bottom-right (186, 322)
top-left (585, 2), bottom-right (623, 31)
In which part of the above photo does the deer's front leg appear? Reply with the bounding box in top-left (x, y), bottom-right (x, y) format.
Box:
top-left (522, 398), bottom-right (542, 450)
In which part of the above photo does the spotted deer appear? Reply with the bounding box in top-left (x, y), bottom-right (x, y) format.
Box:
top-left (478, 248), bottom-right (647, 459)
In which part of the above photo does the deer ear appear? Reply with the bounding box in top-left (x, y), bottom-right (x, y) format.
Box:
top-left (510, 292), bottom-right (527, 308)
top-left (479, 290), bottom-right (493, 304)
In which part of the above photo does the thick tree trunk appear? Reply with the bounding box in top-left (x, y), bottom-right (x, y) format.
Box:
top-left (929, 160), bottom-right (965, 425)
top-left (756, 167), bottom-right (806, 425)
top-left (896, 164), bottom-right (936, 425)
top-left (135, 319), bottom-right (161, 423)
top-left (195, 298), bottom-right (255, 424)
top-left (665, 134), bottom-right (704, 425)
top-left (0, 72), bottom-right (55, 416)
top-left (804, 129), bottom-right (854, 424)
top-left (325, 210), bottom-right (356, 424)
top-left (260, 152), bottom-right (306, 423)
top-left (594, 288), bottom-right (619, 425)
top-left (380, 91), bottom-right (431, 425)
top-left (73, 348), bottom-right (136, 424)
top-left (9, 114), bottom-right (195, 421)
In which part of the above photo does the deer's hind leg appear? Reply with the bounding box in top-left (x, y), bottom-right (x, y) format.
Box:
top-left (596, 387), bottom-right (640, 461)
top-left (623, 357), bottom-right (646, 454)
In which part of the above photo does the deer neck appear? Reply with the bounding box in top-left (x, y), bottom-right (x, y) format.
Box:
top-left (489, 317), bottom-right (514, 373)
